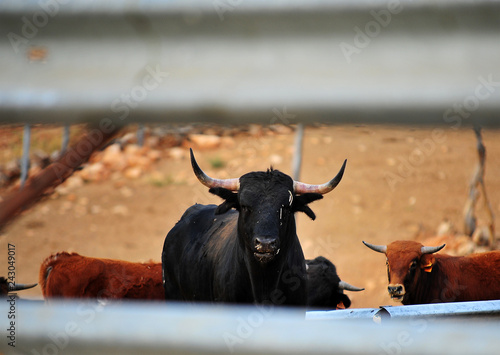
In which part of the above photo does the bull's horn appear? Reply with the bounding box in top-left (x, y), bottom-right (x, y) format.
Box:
top-left (362, 241), bottom-right (387, 254)
top-left (338, 281), bottom-right (364, 292)
top-left (293, 159), bottom-right (346, 195)
top-left (10, 283), bottom-right (37, 291)
top-left (190, 148), bottom-right (240, 191)
top-left (421, 244), bottom-right (446, 254)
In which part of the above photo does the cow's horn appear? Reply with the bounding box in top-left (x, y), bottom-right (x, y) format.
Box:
top-left (293, 159), bottom-right (347, 194)
top-left (10, 283), bottom-right (37, 291)
top-left (190, 148), bottom-right (240, 191)
top-left (338, 281), bottom-right (364, 292)
top-left (362, 241), bottom-right (387, 254)
top-left (421, 244), bottom-right (446, 254)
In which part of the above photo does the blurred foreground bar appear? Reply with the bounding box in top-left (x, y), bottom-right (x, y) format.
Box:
top-left (1, 299), bottom-right (499, 355)
top-left (1, 0), bottom-right (500, 126)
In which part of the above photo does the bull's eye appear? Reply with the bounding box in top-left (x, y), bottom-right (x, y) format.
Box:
top-left (409, 260), bottom-right (418, 270)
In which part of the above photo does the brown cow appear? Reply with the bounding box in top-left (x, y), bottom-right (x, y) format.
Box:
top-left (363, 240), bottom-right (500, 305)
top-left (39, 252), bottom-right (164, 300)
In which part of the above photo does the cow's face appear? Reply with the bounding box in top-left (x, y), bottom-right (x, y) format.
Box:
top-left (363, 240), bottom-right (445, 303)
top-left (385, 241), bottom-right (430, 302)
top-left (305, 257), bottom-right (363, 309)
top-left (211, 169), bottom-right (323, 265)
top-left (189, 148), bottom-right (345, 269)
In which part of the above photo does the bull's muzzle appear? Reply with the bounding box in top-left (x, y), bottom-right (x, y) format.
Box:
top-left (253, 236), bottom-right (280, 264)
top-left (388, 284), bottom-right (405, 302)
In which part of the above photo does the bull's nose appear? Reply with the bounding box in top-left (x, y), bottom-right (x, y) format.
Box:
top-left (388, 285), bottom-right (403, 294)
top-left (254, 236), bottom-right (279, 254)
top-left (388, 284), bottom-right (405, 301)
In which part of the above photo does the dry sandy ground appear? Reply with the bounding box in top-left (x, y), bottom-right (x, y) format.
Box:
top-left (2, 124), bottom-right (500, 309)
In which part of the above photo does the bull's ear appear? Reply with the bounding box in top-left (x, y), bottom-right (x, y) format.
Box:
top-left (420, 254), bottom-right (435, 273)
top-left (292, 193), bottom-right (323, 220)
top-left (209, 187), bottom-right (239, 214)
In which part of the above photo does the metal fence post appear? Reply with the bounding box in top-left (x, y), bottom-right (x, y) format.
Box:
top-left (20, 123), bottom-right (31, 189)
top-left (292, 123), bottom-right (305, 181)
top-left (61, 124), bottom-right (70, 154)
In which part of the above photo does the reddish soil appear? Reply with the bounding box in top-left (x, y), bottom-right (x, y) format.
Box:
top-left (2, 125), bottom-right (500, 309)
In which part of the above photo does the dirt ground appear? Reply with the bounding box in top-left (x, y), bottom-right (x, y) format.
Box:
top-left (2, 124), bottom-right (500, 309)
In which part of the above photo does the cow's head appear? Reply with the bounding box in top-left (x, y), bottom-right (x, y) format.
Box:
top-left (0, 277), bottom-right (37, 296)
top-left (190, 149), bottom-right (346, 266)
top-left (306, 256), bottom-right (364, 309)
top-left (363, 240), bottom-right (445, 303)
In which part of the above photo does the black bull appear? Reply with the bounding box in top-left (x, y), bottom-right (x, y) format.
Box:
top-left (162, 149), bottom-right (346, 306)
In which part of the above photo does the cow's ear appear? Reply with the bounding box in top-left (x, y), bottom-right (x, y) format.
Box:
top-left (209, 187), bottom-right (240, 214)
top-left (292, 193), bottom-right (323, 220)
top-left (420, 254), bottom-right (435, 273)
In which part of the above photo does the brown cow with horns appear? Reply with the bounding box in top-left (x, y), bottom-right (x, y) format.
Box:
top-left (363, 240), bottom-right (500, 305)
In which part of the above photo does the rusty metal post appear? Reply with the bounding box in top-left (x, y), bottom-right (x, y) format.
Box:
top-left (0, 125), bottom-right (120, 231)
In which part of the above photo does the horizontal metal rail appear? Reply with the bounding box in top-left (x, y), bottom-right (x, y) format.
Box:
top-left (306, 300), bottom-right (500, 322)
top-left (1, 0), bottom-right (500, 125)
top-left (376, 300), bottom-right (500, 320)
top-left (1, 299), bottom-right (499, 355)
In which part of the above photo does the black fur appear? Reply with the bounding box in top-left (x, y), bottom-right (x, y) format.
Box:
top-left (306, 256), bottom-right (352, 309)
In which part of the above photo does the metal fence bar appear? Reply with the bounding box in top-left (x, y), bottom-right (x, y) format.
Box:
top-left (19, 124), bottom-right (30, 189)
top-left (1, 1), bottom-right (500, 125)
top-left (376, 300), bottom-right (500, 320)
top-left (137, 124), bottom-right (145, 147)
top-left (2, 299), bottom-right (499, 355)
top-left (307, 300), bottom-right (500, 322)
top-left (307, 307), bottom-right (380, 321)
top-left (292, 123), bottom-right (305, 181)
top-left (61, 124), bottom-right (70, 155)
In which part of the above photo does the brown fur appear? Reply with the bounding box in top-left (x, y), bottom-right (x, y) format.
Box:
top-left (39, 252), bottom-right (164, 300)
top-left (384, 240), bottom-right (500, 304)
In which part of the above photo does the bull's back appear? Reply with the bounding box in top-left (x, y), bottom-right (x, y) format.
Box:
top-left (104, 261), bottom-right (164, 300)
top-left (461, 251), bottom-right (500, 299)
top-left (163, 204), bottom-right (237, 253)
top-left (430, 251), bottom-right (500, 303)
top-left (40, 252), bottom-right (105, 298)
top-left (40, 252), bottom-right (164, 300)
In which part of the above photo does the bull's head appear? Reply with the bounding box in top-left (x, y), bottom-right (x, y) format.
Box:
top-left (190, 149), bottom-right (346, 266)
top-left (363, 240), bottom-right (445, 303)
top-left (0, 277), bottom-right (37, 296)
top-left (306, 256), bottom-right (364, 309)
